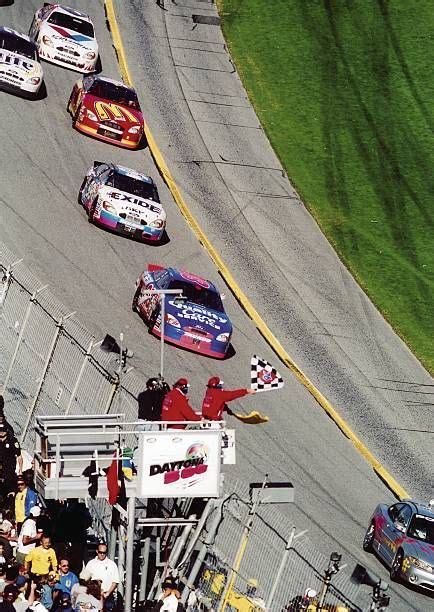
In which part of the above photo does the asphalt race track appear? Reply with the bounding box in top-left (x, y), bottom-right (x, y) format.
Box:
top-left (0, 1), bottom-right (432, 609)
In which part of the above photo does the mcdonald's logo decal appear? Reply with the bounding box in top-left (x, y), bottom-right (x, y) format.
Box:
top-left (94, 101), bottom-right (137, 122)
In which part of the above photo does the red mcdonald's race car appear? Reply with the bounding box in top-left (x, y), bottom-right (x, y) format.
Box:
top-left (67, 75), bottom-right (144, 149)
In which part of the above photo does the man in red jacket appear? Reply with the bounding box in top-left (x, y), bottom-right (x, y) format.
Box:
top-left (202, 377), bottom-right (256, 420)
top-left (161, 378), bottom-right (201, 428)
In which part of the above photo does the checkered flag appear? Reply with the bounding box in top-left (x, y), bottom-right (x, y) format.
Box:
top-left (250, 355), bottom-right (284, 392)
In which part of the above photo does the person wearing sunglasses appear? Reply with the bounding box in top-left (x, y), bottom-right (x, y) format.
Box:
top-left (53, 559), bottom-right (78, 597)
top-left (82, 545), bottom-right (119, 611)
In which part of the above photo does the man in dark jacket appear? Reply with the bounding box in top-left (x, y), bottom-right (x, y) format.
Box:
top-left (161, 379), bottom-right (201, 429)
top-left (202, 377), bottom-right (255, 420)
top-left (138, 378), bottom-right (170, 422)
top-left (0, 396), bottom-right (22, 496)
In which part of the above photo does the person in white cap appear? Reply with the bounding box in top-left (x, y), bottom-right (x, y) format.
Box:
top-left (16, 506), bottom-right (42, 565)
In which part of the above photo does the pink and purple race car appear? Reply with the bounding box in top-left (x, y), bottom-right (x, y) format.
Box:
top-left (133, 265), bottom-right (232, 359)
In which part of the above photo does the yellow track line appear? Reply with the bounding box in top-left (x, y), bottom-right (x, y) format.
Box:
top-left (104, 0), bottom-right (409, 500)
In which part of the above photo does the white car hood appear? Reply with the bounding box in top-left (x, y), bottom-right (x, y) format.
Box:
top-left (40, 22), bottom-right (98, 54)
top-left (99, 186), bottom-right (166, 222)
top-left (0, 48), bottom-right (42, 78)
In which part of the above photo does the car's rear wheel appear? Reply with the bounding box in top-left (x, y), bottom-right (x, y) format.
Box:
top-left (363, 521), bottom-right (375, 553)
top-left (72, 104), bottom-right (81, 128)
top-left (390, 550), bottom-right (403, 582)
top-left (67, 93), bottom-right (73, 115)
top-left (148, 305), bottom-right (160, 333)
top-left (132, 287), bottom-right (141, 312)
top-left (88, 198), bottom-right (97, 223)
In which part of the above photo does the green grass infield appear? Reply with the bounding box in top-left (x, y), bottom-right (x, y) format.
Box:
top-left (218, 0), bottom-right (433, 373)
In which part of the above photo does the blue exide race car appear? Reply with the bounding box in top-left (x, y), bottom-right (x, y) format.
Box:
top-left (363, 499), bottom-right (434, 591)
top-left (133, 264), bottom-right (232, 358)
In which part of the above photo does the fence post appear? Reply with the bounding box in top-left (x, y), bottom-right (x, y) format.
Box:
top-left (117, 523), bottom-right (126, 597)
top-left (1, 285), bottom-right (48, 395)
top-left (124, 496), bottom-right (136, 612)
top-left (65, 338), bottom-right (95, 414)
top-left (266, 525), bottom-right (296, 609)
top-left (139, 533), bottom-right (151, 602)
top-left (181, 498), bottom-right (222, 604)
top-left (0, 259), bottom-right (22, 308)
top-left (20, 311), bottom-right (75, 444)
top-left (218, 478), bottom-right (267, 611)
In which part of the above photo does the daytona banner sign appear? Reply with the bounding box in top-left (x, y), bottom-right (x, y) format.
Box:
top-left (137, 430), bottom-right (222, 498)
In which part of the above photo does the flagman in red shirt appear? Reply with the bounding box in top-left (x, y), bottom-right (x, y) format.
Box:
top-left (202, 377), bottom-right (256, 420)
top-left (161, 378), bottom-right (201, 428)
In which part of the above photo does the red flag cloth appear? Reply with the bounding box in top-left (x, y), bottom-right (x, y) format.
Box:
top-left (106, 453), bottom-right (120, 505)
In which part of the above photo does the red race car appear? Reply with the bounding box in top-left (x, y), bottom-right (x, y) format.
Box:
top-left (67, 75), bottom-right (144, 149)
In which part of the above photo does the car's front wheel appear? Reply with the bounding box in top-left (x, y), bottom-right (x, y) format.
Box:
top-left (390, 550), bottom-right (403, 582)
top-left (363, 521), bottom-right (376, 553)
top-left (132, 287), bottom-right (141, 312)
top-left (78, 178), bottom-right (87, 204)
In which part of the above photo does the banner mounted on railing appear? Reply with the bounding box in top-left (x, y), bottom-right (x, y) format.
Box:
top-left (136, 429), bottom-right (222, 498)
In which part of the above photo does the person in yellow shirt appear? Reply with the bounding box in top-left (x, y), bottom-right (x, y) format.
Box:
top-left (25, 535), bottom-right (58, 578)
top-left (14, 479), bottom-right (27, 530)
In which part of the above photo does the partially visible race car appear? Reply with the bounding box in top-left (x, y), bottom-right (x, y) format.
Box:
top-left (133, 265), bottom-right (232, 358)
top-left (67, 75), bottom-right (144, 148)
top-left (363, 499), bottom-right (434, 590)
top-left (0, 27), bottom-right (43, 98)
top-left (29, 4), bottom-right (98, 73)
top-left (79, 162), bottom-right (166, 242)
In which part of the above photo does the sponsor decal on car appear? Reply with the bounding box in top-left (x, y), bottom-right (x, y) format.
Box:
top-left (94, 101), bottom-right (137, 122)
top-left (107, 192), bottom-right (161, 214)
top-left (0, 51), bottom-right (34, 72)
top-left (179, 271), bottom-right (210, 288)
top-left (168, 301), bottom-right (228, 329)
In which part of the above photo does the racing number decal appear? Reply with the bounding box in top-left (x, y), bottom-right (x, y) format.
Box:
top-left (94, 102), bottom-right (136, 122)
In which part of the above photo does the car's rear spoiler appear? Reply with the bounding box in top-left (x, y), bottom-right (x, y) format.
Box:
top-left (147, 264), bottom-right (165, 272)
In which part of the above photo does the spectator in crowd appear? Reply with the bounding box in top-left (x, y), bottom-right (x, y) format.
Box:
top-left (54, 559), bottom-right (78, 597)
top-left (15, 575), bottom-right (28, 605)
top-left (0, 397), bottom-right (22, 497)
top-left (161, 379), bottom-right (201, 429)
top-left (0, 584), bottom-right (19, 612)
top-left (26, 582), bottom-right (48, 612)
top-left (14, 477), bottom-right (38, 534)
top-left (38, 574), bottom-right (56, 611)
top-left (82, 543), bottom-right (119, 611)
top-left (51, 591), bottom-right (74, 612)
top-left (25, 536), bottom-right (58, 579)
top-left (0, 564), bottom-right (6, 594)
top-left (16, 506), bottom-right (42, 565)
top-left (75, 580), bottom-right (102, 611)
top-left (15, 450), bottom-right (33, 481)
top-left (0, 544), bottom-right (6, 565)
top-left (155, 577), bottom-right (184, 611)
top-left (202, 377), bottom-right (255, 421)
top-left (138, 378), bottom-right (170, 422)
top-left (0, 512), bottom-right (16, 561)
top-left (70, 576), bottom-right (88, 609)
top-left (4, 566), bottom-right (19, 590)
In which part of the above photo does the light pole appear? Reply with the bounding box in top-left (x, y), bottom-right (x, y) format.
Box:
top-left (138, 289), bottom-right (184, 380)
top-left (317, 551), bottom-right (342, 609)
